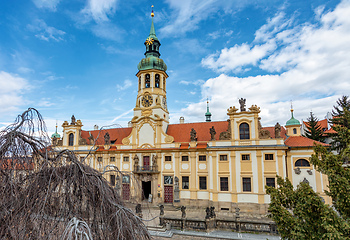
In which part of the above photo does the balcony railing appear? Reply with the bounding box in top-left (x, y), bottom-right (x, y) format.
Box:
top-left (133, 165), bottom-right (159, 173)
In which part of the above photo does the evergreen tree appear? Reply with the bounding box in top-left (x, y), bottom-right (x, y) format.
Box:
top-left (267, 96), bottom-right (350, 239)
top-left (329, 95), bottom-right (350, 152)
top-left (303, 111), bottom-right (325, 142)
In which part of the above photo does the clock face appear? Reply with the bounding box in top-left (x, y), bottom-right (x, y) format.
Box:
top-left (164, 176), bottom-right (173, 185)
top-left (142, 94), bottom-right (153, 107)
top-left (162, 97), bottom-right (167, 109)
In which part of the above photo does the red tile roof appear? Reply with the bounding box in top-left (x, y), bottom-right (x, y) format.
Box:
top-left (81, 128), bottom-right (132, 145)
top-left (303, 118), bottom-right (328, 130)
top-left (284, 136), bottom-right (328, 147)
top-left (324, 128), bottom-right (337, 134)
top-left (167, 121), bottom-right (229, 142)
top-left (1, 158), bottom-right (34, 170)
top-left (261, 126), bottom-right (287, 139)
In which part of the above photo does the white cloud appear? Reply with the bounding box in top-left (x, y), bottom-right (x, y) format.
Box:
top-left (27, 19), bottom-right (66, 42)
top-left (0, 71), bottom-right (29, 114)
top-left (116, 79), bottom-right (132, 91)
top-left (32, 0), bottom-right (60, 11)
top-left (81, 0), bottom-right (118, 23)
top-left (202, 41), bottom-right (276, 73)
top-left (90, 22), bottom-right (124, 41)
top-left (181, 0), bottom-right (350, 126)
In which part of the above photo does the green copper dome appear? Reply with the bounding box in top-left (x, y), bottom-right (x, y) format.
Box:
top-left (51, 125), bottom-right (61, 138)
top-left (138, 56), bottom-right (167, 71)
top-left (286, 110), bottom-right (300, 126)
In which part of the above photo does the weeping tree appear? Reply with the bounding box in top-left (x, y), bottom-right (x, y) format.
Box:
top-left (0, 108), bottom-right (151, 240)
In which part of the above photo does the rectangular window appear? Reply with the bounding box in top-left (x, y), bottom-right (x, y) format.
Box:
top-left (265, 154), bottom-right (274, 160)
top-left (266, 178), bottom-right (276, 188)
top-left (80, 157), bottom-right (85, 162)
top-left (242, 177), bottom-right (251, 192)
top-left (199, 176), bottom-right (207, 190)
top-left (219, 155), bottom-right (228, 161)
top-left (165, 156), bottom-right (172, 161)
top-left (110, 174), bottom-right (115, 186)
top-left (241, 154), bottom-right (250, 161)
top-left (199, 155), bottom-right (206, 161)
top-left (123, 156), bottom-right (129, 162)
top-left (220, 177), bottom-right (229, 191)
top-left (182, 156), bottom-right (189, 161)
top-left (97, 157), bottom-right (102, 162)
top-left (182, 176), bottom-right (189, 189)
top-left (110, 157), bottom-right (115, 162)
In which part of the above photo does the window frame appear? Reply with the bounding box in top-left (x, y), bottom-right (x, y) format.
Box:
top-left (239, 123), bottom-right (250, 140)
top-left (199, 176), bottom-right (207, 190)
top-left (265, 154), bottom-right (274, 161)
top-left (181, 156), bottom-right (189, 161)
top-left (219, 155), bottom-right (228, 161)
top-left (241, 154), bottom-right (250, 161)
top-left (182, 176), bottom-right (189, 189)
top-left (220, 177), bottom-right (229, 191)
top-left (110, 157), bottom-right (115, 162)
top-left (165, 156), bottom-right (172, 161)
top-left (295, 159), bottom-right (311, 167)
top-left (199, 155), bottom-right (206, 161)
top-left (242, 177), bottom-right (252, 192)
top-left (68, 133), bottom-right (74, 146)
top-left (97, 157), bottom-right (103, 162)
top-left (123, 156), bottom-right (129, 162)
top-left (266, 178), bottom-right (276, 188)
top-left (110, 174), bottom-right (116, 186)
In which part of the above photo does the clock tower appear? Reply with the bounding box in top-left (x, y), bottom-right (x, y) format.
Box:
top-left (122, 7), bottom-right (174, 148)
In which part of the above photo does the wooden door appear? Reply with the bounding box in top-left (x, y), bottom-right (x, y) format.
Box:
top-left (122, 184), bottom-right (130, 200)
top-left (143, 156), bottom-right (150, 171)
top-left (164, 186), bottom-right (173, 203)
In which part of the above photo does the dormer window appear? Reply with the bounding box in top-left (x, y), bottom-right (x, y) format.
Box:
top-left (293, 128), bottom-right (297, 134)
top-left (155, 74), bottom-right (160, 88)
top-left (68, 133), bottom-right (74, 146)
top-left (239, 123), bottom-right (250, 140)
top-left (145, 74), bottom-right (150, 88)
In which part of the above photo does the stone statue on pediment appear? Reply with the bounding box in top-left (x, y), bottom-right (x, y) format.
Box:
top-left (275, 122), bottom-right (281, 138)
top-left (104, 132), bottom-right (110, 145)
top-left (209, 126), bottom-right (216, 141)
top-left (239, 98), bottom-right (246, 112)
top-left (71, 115), bottom-right (76, 125)
top-left (190, 128), bottom-right (197, 141)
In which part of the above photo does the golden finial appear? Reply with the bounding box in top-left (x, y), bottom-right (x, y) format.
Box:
top-left (151, 5), bottom-right (154, 17)
top-left (290, 100), bottom-right (294, 112)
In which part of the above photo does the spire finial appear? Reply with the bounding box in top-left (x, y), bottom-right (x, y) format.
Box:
top-left (151, 5), bottom-right (154, 17)
top-left (205, 98), bottom-right (212, 122)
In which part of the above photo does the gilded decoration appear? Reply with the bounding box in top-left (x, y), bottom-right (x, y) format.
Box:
top-left (248, 105), bottom-right (261, 113)
top-left (122, 137), bottom-right (130, 145)
top-left (227, 106), bottom-right (238, 115)
top-left (141, 109), bottom-right (153, 117)
top-left (164, 135), bottom-right (174, 143)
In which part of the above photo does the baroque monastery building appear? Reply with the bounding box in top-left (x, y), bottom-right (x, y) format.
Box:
top-left (52, 12), bottom-right (329, 214)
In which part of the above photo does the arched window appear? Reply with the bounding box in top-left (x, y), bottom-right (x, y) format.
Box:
top-left (145, 74), bottom-right (150, 88)
top-left (163, 79), bottom-right (165, 90)
top-left (68, 133), bottom-right (74, 146)
top-left (293, 128), bottom-right (297, 134)
top-left (155, 74), bottom-right (160, 88)
top-left (295, 159), bottom-right (310, 167)
top-left (239, 123), bottom-right (250, 140)
top-left (138, 77), bottom-right (141, 91)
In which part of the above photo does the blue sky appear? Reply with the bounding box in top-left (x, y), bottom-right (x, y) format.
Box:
top-left (0, 0), bottom-right (349, 136)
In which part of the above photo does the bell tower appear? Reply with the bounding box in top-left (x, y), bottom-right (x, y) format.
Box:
top-left (122, 6), bottom-right (174, 148)
top-left (134, 6), bottom-right (169, 125)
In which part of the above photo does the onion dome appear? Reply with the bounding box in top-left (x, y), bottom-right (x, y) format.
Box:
top-left (286, 109), bottom-right (300, 126)
top-left (51, 124), bottom-right (61, 139)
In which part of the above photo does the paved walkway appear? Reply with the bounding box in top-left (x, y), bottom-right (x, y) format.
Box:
top-left (135, 204), bottom-right (280, 240)
top-left (150, 229), bottom-right (281, 240)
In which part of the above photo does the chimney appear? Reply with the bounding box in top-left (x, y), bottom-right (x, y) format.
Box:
top-left (179, 117), bottom-right (185, 124)
top-left (128, 121), bottom-right (133, 127)
top-left (94, 125), bottom-right (99, 130)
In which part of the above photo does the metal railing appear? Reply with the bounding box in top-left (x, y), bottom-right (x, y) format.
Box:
top-left (134, 165), bottom-right (158, 173)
